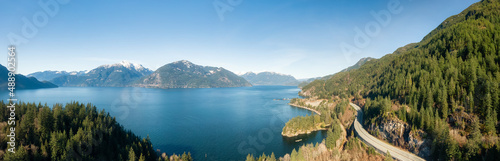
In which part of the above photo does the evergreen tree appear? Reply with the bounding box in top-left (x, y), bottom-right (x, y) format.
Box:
top-left (139, 154), bottom-right (145, 161)
top-left (245, 154), bottom-right (255, 161)
top-left (385, 151), bottom-right (393, 161)
top-left (269, 152), bottom-right (277, 161)
top-left (466, 119), bottom-right (482, 159)
top-left (326, 129), bottom-right (336, 149)
top-left (128, 147), bottom-right (136, 161)
top-left (291, 148), bottom-right (298, 161)
top-left (485, 105), bottom-right (497, 136)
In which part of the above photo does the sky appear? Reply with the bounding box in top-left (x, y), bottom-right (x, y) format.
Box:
top-left (0, 0), bottom-right (480, 79)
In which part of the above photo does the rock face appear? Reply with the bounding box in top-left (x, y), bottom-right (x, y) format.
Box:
top-left (368, 117), bottom-right (430, 158)
top-left (134, 60), bottom-right (252, 89)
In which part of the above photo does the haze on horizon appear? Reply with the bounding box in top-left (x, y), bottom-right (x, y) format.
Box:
top-left (1, 0), bottom-right (479, 79)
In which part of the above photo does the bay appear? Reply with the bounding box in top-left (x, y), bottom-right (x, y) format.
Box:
top-left (2, 86), bottom-right (325, 160)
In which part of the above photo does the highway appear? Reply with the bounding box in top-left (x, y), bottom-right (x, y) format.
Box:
top-left (350, 103), bottom-right (426, 161)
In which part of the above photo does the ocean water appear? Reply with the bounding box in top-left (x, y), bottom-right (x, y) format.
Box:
top-left (3, 86), bottom-right (325, 160)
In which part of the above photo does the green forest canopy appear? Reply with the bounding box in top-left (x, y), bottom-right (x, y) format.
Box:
top-left (301, 0), bottom-right (500, 160)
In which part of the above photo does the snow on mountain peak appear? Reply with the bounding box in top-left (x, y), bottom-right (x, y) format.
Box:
top-left (101, 60), bottom-right (146, 71)
top-left (173, 60), bottom-right (194, 68)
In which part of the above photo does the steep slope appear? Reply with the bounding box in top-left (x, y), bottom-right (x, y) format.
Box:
top-left (298, 57), bottom-right (375, 88)
top-left (0, 65), bottom-right (57, 90)
top-left (241, 72), bottom-right (299, 86)
top-left (50, 61), bottom-right (153, 87)
top-left (134, 60), bottom-right (251, 88)
top-left (340, 57), bottom-right (375, 72)
top-left (301, 0), bottom-right (500, 160)
top-left (28, 70), bottom-right (87, 81)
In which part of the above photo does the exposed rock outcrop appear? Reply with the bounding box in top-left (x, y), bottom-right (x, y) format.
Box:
top-left (367, 117), bottom-right (431, 158)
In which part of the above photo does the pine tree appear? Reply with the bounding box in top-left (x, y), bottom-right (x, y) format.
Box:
top-left (466, 119), bottom-right (482, 159)
top-left (139, 154), bottom-right (145, 161)
top-left (385, 151), bottom-right (393, 161)
top-left (426, 88), bottom-right (434, 110)
top-left (246, 154), bottom-right (255, 161)
top-left (485, 104), bottom-right (497, 136)
top-left (291, 148), bottom-right (298, 161)
top-left (269, 152), bottom-right (277, 161)
top-left (326, 129), bottom-right (336, 149)
top-left (128, 147), bottom-right (136, 161)
top-left (441, 82), bottom-right (449, 118)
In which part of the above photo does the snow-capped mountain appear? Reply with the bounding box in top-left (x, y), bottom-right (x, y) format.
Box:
top-left (133, 60), bottom-right (251, 88)
top-left (28, 70), bottom-right (87, 81)
top-left (50, 61), bottom-right (153, 87)
top-left (98, 60), bottom-right (151, 74)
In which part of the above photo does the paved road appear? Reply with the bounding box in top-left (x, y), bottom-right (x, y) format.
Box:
top-left (350, 103), bottom-right (426, 161)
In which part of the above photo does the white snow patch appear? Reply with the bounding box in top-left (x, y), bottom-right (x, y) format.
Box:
top-left (100, 60), bottom-right (147, 72)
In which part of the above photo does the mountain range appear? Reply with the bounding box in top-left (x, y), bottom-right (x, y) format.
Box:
top-left (28, 58), bottom-right (377, 89)
top-left (133, 60), bottom-right (251, 88)
top-left (31, 60), bottom-right (252, 89)
top-left (240, 72), bottom-right (299, 86)
top-left (0, 64), bottom-right (57, 90)
top-left (48, 61), bottom-right (153, 87)
top-left (27, 70), bottom-right (87, 81)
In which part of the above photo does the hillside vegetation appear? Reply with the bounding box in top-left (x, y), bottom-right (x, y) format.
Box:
top-left (300, 0), bottom-right (500, 160)
top-left (0, 101), bottom-right (191, 161)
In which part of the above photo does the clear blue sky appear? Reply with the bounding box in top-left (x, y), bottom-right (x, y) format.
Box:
top-left (1, 0), bottom-right (479, 79)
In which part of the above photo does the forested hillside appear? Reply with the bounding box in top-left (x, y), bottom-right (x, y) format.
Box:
top-left (0, 102), bottom-right (190, 161)
top-left (0, 65), bottom-right (57, 90)
top-left (301, 0), bottom-right (500, 160)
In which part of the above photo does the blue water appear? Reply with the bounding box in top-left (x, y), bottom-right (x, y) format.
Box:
top-left (3, 86), bottom-right (325, 160)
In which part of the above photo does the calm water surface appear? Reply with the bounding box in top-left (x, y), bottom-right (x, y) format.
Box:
top-left (3, 86), bottom-right (325, 160)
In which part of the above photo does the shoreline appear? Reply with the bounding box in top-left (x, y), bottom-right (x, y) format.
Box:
top-left (288, 103), bottom-right (321, 115)
top-left (281, 126), bottom-right (329, 137)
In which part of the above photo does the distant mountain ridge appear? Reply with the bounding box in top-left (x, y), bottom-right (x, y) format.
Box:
top-left (134, 60), bottom-right (251, 88)
top-left (0, 64), bottom-right (57, 90)
top-left (50, 61), bottom-right (153, 87)
top-left (240, 72), bottom-right (299, 86)
top-left (28, 70), bottom-right (87, 81)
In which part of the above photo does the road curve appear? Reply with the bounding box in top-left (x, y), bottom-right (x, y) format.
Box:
top-left (350, 103), bottom-right (425, 161)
